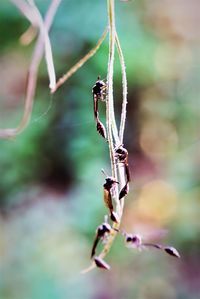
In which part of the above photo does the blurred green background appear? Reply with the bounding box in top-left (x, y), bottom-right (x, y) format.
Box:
top-left (0, 0), bottom-right (200, 298)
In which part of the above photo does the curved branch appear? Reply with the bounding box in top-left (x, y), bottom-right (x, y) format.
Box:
top-left (116, 33), bottom-right (128, 144)
top-left (0, 0), bottom-right (61, 139)
top-left (52, 27), bottom-right (108, 93)
top-left (82, 0), bottom-right (128, 274)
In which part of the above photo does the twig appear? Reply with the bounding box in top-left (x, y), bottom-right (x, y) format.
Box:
top-left (27, 0), bottom-right (56, 91)
top-left (0, 0), bottom-right (61, 139)
top-left (106, 0), bottom-right (117, 181)
top-left (20, 25), bottom-right (37, 45)
top-left (82, 0), bottom-right (129, 273)
top-left (51, 27), bottom-right (108, 93)
top-left (116, 33), bottom-right (128, 144)
top-left (10, 0), bottom-right (38, 25)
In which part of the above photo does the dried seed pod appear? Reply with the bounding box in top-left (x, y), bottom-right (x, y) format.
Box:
top-left (96, 120), bottom-right (107, 140)
top-left (119, 182), bottom-right (129, 200)
top-left (164, 246), bottom-right (180, 258)
top-left (91, 222), bottom-right (111, 258)
top-left (94, 256), bottom-right (111, 270)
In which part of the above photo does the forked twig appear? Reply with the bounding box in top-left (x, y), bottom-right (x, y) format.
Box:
top-left (0, 0), bottom-right (61, 139)
top-left (82, 0), bottom-right (128, 273)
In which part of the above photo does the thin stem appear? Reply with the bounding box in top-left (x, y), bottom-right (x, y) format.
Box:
top-left (28, 0), bottom-right (56, 91)
top-left (52, 27), bottom-right (108, 93)
top-left (116, 33), bottom-right (128, 144)
top-left (20, 25), bottom-right (37, 45)
top-left (106, 0), bottom-right (117, 180)
top-left (0, 0), bottom-right (61, 139)
top-left (107, 2), bottom-right (120, 148)
top-left (11, 0), bottom-right (38, 25)
top-left (115, 33), bottom-right (128, 212)
top-left (82, 0), bottom-right (127, 274)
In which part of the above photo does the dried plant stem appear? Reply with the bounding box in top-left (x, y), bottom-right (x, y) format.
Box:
top-left (20, 25), bottom-right (37, 45)
top-left (106, 0), bottom-right (118, 181)
top-left (11, 0), bottom-right (38, 25)
top-left (116, 33), bottom-right (128, 144)
top-left (115, 33), bottom-right (128, 211)
top-left (52, 27), bottom-right (108, 93)
top-left (0, 0), bottom-right (61, 139)
top-left (27, 0), bottom-right (56, 91)
top-left (82, 0), bottom-right (128, 274)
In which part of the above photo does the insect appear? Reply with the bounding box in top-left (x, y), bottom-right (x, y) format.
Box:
top-left (115, 145), bottom-right (131, 199)
top-left (102, 170), bottom-right (119, 223)
top-left (115, 145), bottom-right (130, 182)
top-left (122, 232), bottom-right (142, 248)
top-left (92, 76), bottom-right (107, 107)
top-left (96, 119), bottom-right (107, 140)
top-left (92, 76), bottom-right (107, 140)
top-left (122, 231), bottom-right (180, 258)
top-left (91, 217), bottom-right (111, 258)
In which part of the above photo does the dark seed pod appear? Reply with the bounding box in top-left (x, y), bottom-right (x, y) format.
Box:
top-left (96, 120), bottom-right (107, 139)
top-left (119, 182), bottom-right (129, 200)
top-left (164, 246), bottom-right (180, 258)
top-left (94, 256), bottom-right (111, 270)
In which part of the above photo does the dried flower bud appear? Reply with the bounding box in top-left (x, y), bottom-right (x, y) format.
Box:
top-left (164, 246), bottom-right (180, 258)
top-left (94, 257), bottom-right (111, 270)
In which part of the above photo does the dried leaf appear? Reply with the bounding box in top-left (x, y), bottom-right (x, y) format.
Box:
top-left (0, 0), bottom-right (61, 139)
top-left (164, 246), bottom-right (180, 258)
top-left (94, 257), bottom-right (111, 270)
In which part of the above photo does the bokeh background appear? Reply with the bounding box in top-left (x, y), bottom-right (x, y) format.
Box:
top-left (0, 0), bottom-right (200, 298)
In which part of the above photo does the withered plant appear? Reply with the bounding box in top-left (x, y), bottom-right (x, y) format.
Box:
top-left (1, 0), bottom-right (180, 272)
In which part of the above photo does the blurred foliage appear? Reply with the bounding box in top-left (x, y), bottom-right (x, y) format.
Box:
top-left (0, 0), bottom-right (200, 299)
